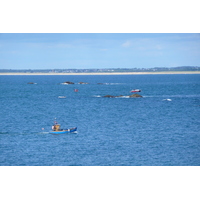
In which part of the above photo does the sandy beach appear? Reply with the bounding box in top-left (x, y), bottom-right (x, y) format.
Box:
top-left (0, 71), bottom-right (200, 75)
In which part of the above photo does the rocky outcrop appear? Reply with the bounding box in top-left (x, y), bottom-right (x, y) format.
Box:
top-left (103, 95), bottom-right (116, 98)
top-left (78, 82), bottom-right (89, 84)
top-left (103, 94), bottom-right (143, 98)
top-left (27, 82), bottom-right (36, 84)
top-left (62, 81), bottom-right (74, 84)
top-left (129, 93), bottom-right (143, 98)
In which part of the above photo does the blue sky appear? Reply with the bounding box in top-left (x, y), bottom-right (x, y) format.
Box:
top-left (0, 33), bottom-right (199, 69)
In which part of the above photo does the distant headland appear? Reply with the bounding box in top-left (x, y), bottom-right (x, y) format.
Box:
top-left (0, 66), bottom-right (200, 75)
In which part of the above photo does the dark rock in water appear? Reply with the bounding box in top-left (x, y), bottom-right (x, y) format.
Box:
top-left (62, 81), bottom-right (74, 84)
top-left (103, 95), bottom-right (115, 98)
top-left (129, 94), bottom-right (143, 98)
top-left (103, 94), bottom-right (143, 98)
top-left (27, 82), bottom-right (36, 84)
top-left (79, 82), bottom-right (89, 84)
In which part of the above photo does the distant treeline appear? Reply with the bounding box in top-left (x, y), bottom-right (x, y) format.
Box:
top-left (0, 66), bottom-right (200, 73)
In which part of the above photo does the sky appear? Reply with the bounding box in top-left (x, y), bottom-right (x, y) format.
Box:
top-left (0, 33), bottom-right (200, 69)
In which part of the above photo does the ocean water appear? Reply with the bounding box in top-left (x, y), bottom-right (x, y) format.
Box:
top-left (0, 74), bottom-right (200, 166)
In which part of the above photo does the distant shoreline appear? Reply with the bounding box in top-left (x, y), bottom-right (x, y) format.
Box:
top-left (0, 71), bottom-right (200, 75)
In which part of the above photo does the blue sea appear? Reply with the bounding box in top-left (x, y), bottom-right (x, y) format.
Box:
top-left (0, 74), bottom-right (200, 166)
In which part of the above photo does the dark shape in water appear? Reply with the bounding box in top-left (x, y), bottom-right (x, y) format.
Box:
top-left (27, 82), bottom-right (36, 84)
top-left (103, 94), bottom-right (142, 98)
top-left (78, 82), bottom-right (89, 84)
top-left (62, 81), bottom-right (74, 84)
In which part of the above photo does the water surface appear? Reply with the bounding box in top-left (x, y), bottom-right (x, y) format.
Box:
top-left (0, 74), bottom-right (200, 165)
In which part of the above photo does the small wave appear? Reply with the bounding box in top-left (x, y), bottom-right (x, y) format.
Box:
top-left (108, 83), bottom-right (124, 85)
top-left (162, 99), bottom-right (172, 101)
top-left (58, 96), bottom-right (66, 99)
top-left (99, 83), bottom-right (124, 85)
top-left (115, 96), bottom-right (130, 98)
top-left (142, 96), bottom-right (153, 98)
top-left (37, 132), bottom-right (50, 134)
top-left (93, 95), bottom-right (101, 98)
top-left (0, 131), bottom-right (35, 135)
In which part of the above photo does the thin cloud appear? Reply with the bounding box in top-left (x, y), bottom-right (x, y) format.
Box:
top-left (122, 40), bottom-right (131, 47)
top-left (24, 42), bottom-right (72, 49)
top-left (100, 49), bottom-right (108, 51)
top-left (55, 43), bottom-right (71, 48)
top-left (155, 44), bottom-right (163, 50)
